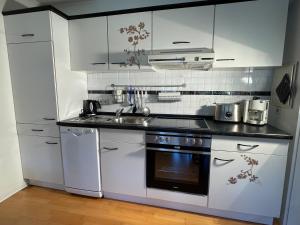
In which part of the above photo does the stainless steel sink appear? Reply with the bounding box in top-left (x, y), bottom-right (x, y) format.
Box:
top-left (70, 115), bottom-right (152, 126)
top-left (114, 116), bottom-right (152, 125)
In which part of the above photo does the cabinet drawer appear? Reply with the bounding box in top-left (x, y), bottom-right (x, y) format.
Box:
top-left (17, 124), bottom-right (60, 137)
top-left (4, 11), bottom-right (52, 43)
top-left (100, 129), bottom-right (145, 144)
top-left (18, 136), bottom-right (63, 184)
top-left (212, 136), bottom-right (289, 156)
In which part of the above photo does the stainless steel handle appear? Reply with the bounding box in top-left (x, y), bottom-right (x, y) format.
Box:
top-left (214, 157), bottom-right (235, 162)
top-left (71, 132), bottom-right (81, 137)
top-left (91, 62), bottom-right (106, 65)
top-left (45, 142), bottom-right (58, 145)
top-left (31, 129), bottom-right (44, 132)
top-left (237, 144), bottom-right (259, 150)
top-left (149, 57), bottom-right (185, 62)
top-left (147, 147), bottom-right (210, 155)
top-left (43, 118), bottom-right (55, 121)
top-left (216, 59), bottom-right (235, 61)
top-left (103, 147), bottom-right (119, 151)
top-left (21, 34), bottom-right (34, 37)
top-left (172, 41), bottom-right (191, 44)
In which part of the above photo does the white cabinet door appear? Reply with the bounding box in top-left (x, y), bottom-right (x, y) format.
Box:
top-left (100, 130), bottom-right (146, 197)
top-left (108, 12), bottom-right (152, 70)
top-left (4, 11), bottom-right (52, 43)
top-left (69, 17), bottom-right (109, 71)
top-left (153, 6), bottom-right (214, 50)
top-left (8, 42), bottom-right (58, 124)
top-left (214, 0), bottom-right (289, 67)
top-left (209, 151), bottom-right (287, 217)
top-left (17, 124), bottom-right (60, 138)
top-left (18, 135), bottom-right (64, 185)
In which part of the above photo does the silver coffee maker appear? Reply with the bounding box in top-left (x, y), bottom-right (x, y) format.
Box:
top-left (243, 100), bottom-right (269, 125)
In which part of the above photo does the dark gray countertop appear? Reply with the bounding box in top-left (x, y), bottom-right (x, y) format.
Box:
top-left (57, 115), bottom-right (292, 140)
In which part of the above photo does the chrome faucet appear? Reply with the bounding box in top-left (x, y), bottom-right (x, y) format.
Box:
top-left (115, 107), bottom-right (124, 120)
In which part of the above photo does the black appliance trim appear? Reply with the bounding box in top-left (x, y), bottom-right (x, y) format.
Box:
top-left (2, 0), bottom-right (255, 20)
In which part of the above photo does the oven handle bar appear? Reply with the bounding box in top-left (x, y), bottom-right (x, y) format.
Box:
top-left (146, 147), bottom-right (210, 155)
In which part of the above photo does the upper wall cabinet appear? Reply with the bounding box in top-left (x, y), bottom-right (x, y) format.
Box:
top-left (108, 12), bottom-right (152, 70)
top-left (153, 6), bottom-right (214, 50)
top-left (4, 11), bottom-right (52, 43)
top-left (214, 0), bottom-right (289, 68)
top-left (69, 17), bottom-right (109, 71)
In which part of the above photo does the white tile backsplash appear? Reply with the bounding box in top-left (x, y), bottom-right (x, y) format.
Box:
top-left (87, 68), bottom-right (273, 115)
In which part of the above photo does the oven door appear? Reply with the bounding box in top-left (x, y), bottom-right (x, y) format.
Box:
top-left (146, 147), bottom-right (210, 195)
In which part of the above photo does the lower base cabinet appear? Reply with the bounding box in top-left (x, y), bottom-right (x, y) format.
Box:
top-left (208, 150), bottom-right (287, 217)
top-left (18, 135), bottom-right (64, 185)
top-left (100, 129), bottom-right (146, 197)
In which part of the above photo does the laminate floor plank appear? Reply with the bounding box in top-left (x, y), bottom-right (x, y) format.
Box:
top-left (0, 186), bottom-right (278, 225)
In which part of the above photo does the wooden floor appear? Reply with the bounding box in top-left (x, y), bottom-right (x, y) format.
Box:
top-left (0, 186), bottom-right (278, 225)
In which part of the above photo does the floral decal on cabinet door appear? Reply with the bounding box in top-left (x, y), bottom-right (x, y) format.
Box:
top-left (228, 155), bottom-right (259, 185)
top-left (119, 22), bottom-right (150, 68)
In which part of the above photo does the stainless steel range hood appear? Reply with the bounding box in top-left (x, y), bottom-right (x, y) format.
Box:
top-left (148, 48), bottom-right (214, 70)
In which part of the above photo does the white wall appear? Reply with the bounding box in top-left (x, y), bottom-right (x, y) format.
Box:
top-left (54, 0), bottom-right (204, 15)
top-left (268, 0), bottom-right (300, 224)
top-left (0, 0), bottom-right (26, 202)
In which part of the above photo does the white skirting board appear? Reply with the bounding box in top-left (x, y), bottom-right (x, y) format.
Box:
top-left (26, 179), bottom-right (64, 190)
top-left (0, 183), bottom-right (27, 203)
top-left (103, 191), bottom-right (274, 225)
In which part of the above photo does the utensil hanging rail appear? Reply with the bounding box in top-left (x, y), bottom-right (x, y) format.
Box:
top-left (111, 83), bottom-right (186, 88)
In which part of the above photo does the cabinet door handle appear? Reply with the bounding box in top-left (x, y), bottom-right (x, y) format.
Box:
top-left (21, 33), bottom-right (34, 37)
top-left (237, 144), bottom-right (259, 150)
top-left (103, 147), bottom-right (119, 151)
top-left (45, 142), bottom-right (58, 145)
top-left (31, 129), bottom-right (44, 132)
top-left (172, 41), bottom-right (191, 44)
top-left (43, 118), bottom-right (56, 121)
top-left (216, 59), bottom-right (235, 61)
top-left (91, 62), bottom-right (106, 65)
top-left (214, 157), bottom-right (235, 163)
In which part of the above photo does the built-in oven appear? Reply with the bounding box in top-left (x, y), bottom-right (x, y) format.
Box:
top-left (146, 131), bottom-right (211, 195)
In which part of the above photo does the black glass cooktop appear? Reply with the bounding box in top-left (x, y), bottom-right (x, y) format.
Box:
top-left (150, 117), bottom-right (209, 130)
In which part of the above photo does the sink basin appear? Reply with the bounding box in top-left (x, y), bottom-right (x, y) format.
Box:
top-left (114, 116), bottom-right (152, 125)
top-left (70, 115), bottom-right (152, 126)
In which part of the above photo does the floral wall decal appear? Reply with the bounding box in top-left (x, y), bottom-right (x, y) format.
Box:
top-left (228, 154), bottom-right (259, 185)
top-left (119, 22), bottom-right (150, 68)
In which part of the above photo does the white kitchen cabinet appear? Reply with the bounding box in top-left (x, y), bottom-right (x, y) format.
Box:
top-left (4, 11), bottom-right (52, 43)
top-left (8, 42), bottom-right (58, 125)
top-left (5, 11), bottom-right (87, 188)
top-left (100, 129), bottom-right (146, 197)
top-left (153, 6), bottom-right (214, 50)
top-left (214, 0), bottom-right (289, 67)
top-left (69, 17), bottom-right (109, 71)
top-left (17, 124), bottom-right (60, 138)
top-left (209, 140), bottom-right (288, 217)
top-left (18, 135), bottom-right (64, 185)
top-left (108, 12), bottom-right (152, 70)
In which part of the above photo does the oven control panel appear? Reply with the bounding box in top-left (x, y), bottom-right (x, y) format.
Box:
top-left (146, 132), bottom-right (211, 148)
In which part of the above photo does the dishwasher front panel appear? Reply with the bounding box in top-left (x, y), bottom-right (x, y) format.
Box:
top-left (60, 127), bottom-right (101, 194)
